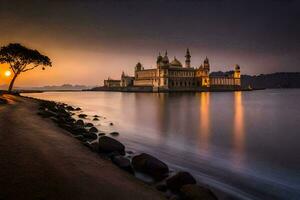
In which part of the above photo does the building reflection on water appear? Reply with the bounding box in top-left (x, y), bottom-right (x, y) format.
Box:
top-left (233, 91), bottom-right (245, 168)
top-left (198, 92), bottom-right (211, 153)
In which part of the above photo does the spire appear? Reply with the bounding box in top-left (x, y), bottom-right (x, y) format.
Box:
top-left (185, 48), bottom-right (191, 68)
top-left (165, 50), bottom-right (168, 56)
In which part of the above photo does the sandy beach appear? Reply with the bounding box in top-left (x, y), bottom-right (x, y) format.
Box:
top-left (0, 94), bottom-right (164, 200)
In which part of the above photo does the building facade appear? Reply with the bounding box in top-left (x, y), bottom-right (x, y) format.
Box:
top-left (104, 49), bottom-right (241, 91)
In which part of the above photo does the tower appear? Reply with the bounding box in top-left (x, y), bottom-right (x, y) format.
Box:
top-left (156, 52), bottom-right (163, 68)
top-left (134, 62), bottom-right (143, 78)
top-left (234, 64), bottom-right (241, 79)
top-left (203, 56), bottom-right (210, 71)
top-left (185, 48), bottom-right (191, 68)
top-left (234, 64), bottom-right (241, 86)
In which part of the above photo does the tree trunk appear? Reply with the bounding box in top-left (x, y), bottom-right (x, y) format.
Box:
top-left (8, 73), bottom-right (18, 93)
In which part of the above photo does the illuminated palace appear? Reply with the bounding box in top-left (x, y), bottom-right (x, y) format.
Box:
top-left (104, 49), bottom-right (241, 92)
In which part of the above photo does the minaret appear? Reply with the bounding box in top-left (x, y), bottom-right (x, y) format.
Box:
top-left (203, 56), bottom-right (210, 71)
top-left (185, 48), bottom-right (191, 68)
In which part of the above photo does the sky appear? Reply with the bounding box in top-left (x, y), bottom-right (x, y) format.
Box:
top-left (0, 0), bottom-right (300, 87)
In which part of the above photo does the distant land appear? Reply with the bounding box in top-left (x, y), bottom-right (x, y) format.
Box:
top-left (0, 84), bottom-right (94, 91)
top-left (1, 72), bottom-right (300, 92)
top-left (210, 72), bottom-right (300, 89)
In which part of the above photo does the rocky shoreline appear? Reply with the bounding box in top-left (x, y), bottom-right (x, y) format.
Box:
top-left (28, 95), bottom-right (218, 200)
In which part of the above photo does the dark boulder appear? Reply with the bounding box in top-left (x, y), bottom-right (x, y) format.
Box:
top-left (75, 119), bottom-right (84, 126)
top-left (109, 122), bottom-right (114, 126)
top-left (111, 155), bottom-right (133, 173)
top-left (93, 115), bottom-right (100, 117)
top-left (89, 127), bottom-right (98, 133)
top-left (110, 132), bottom-right (119, 136)
top-left (74, 135), bottom-right (87, 142)
top-left (0, 97), bottom-right (8, 104)
top-left (78, 114), bottom-right (87, 118)
top-left (66, 105), bottom-right (75, 111)
top-left (85, 123), bottom-right (94, 127)
top-left (131, 153), bottom-right (169, 180)
top-left (180, 184), bottom-right (218, 200)
top-left (166, 172), bottom-right (196, 192)
top-left (156, 183), bottom-right (168, 192)
top-left (88, 142), bottom-right (99, 152)
top-left (93, 118), bottom-right (99, 121)
top-left (98, 136), bottom-right (125, 155)
top-left (75, 107), bottom-right (81, 111)
top-left (83, 132), bottom-right (98, 140)
top-left (71, 126), bottom-right (88, 135)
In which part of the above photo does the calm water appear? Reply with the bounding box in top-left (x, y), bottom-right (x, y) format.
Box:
top-left (23, 90), bottom-right (300, 200)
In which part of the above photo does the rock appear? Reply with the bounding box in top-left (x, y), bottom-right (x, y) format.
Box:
top-left (98, 136), bottom-right (125, 155)
top-left (75, 119), bottom-right (84, 126)
top-left (66, 105), bottom-right (75, 111)
top-left (58, 123), bottom-right (73, 132)
top-left (98, 132), bottom-right (105, 136)
top-left (74, 135), bottom-right (87, 142)
top-left (89, 127), bottom-right (98, 133)
top-left (83, 132), bottom-right (98, 140)
top-left (109, 122), bottom-right (114, 126)
top-left (132, 153), bottom-right (169, 180)
top-left (71, 126), bottom-right (88, 135)
top-left (93, 115), bottom-right (100, 117)
top-left (110, 132), bottom-right (119, 136)
top-left (88, 142), bottom-right (99, 152)
top-left (0, 97), bottom-right (8, 104)
top-left (126, 150), bottom-right (134, 154)
top-left (78, 114), bottom-right (87, 118)
top-left (93, 118), bottom-right (99, 121)
top-left (85, 123), bottom-right (94, 127)
top-left (166, 172), bottom-right (196, 192)
top-left (156, 183), bottom-right (168, 192)
top-left (75, 107), bottom-right (81, 111)
top-left (111, 155), bottom-right (133, 173)
top-left (180, 184), bottom-right (217, 200)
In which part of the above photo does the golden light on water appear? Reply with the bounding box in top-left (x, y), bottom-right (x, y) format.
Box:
top-left (233, 91), bottom-right (245, 168)
top-left (198, 92), bottom-right (211, 152)
top-left (5, 70), bottom-right (11, 77)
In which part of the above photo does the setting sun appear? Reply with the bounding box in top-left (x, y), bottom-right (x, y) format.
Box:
top-left (4, 70), bottom-right (11, 77)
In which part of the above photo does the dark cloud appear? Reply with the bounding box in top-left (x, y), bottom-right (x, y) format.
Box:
top-left (1, 0), bottom-right (300, 76)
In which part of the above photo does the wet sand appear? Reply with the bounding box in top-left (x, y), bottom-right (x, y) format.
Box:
top-left (0, 94), bottom-right (164, 200)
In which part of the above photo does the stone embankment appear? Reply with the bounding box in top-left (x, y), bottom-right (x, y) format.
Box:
top-left (36, 97), bottom-right (218, 200)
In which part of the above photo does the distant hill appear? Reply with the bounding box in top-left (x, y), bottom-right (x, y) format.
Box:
top-left (210, 72), bottom-right (300, 89)
top-left (241, 72), bottom-right (300, 89)
top-left (0, 84), bottom-right (94, 91)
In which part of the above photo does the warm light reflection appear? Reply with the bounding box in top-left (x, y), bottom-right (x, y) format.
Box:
top-left (198, 92), bottom-right (210, 152)
top-left (233, 91), bottom-right (245, 168)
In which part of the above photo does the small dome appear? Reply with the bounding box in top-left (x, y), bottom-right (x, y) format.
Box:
top-left (136, 62), bottom-right (142, 67)
top-left (170, 57), bottom-right (182, 67)
top-left (162, 55), bottom-right (169, 64)
top-left (156, 52), bottom-right (163, 63)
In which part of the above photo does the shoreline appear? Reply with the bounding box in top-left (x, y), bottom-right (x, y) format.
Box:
top-left (0, 94), bottom-right (164, 200)
top-left (0, 94), bottom-right (218, 200)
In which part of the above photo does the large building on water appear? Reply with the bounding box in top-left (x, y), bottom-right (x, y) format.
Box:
top-left (104, 49), bottom-right (241, 92)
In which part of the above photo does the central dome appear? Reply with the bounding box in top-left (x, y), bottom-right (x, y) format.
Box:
top-left (170, 57), bottom-right (182, 67)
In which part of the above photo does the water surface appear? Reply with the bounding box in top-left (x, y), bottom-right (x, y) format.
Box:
top-left (24, 90), bottom-right (300, 200)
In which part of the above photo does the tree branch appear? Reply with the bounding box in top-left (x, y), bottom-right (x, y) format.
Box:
top-left (22, 64), bottom-right (39, 72)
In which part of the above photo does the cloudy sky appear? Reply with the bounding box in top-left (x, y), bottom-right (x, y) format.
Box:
top-left (0, 0), bottom-right (299, 86)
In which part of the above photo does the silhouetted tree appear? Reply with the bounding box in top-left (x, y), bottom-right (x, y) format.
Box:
top-left (0, 43), bottom-right (52, 93)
